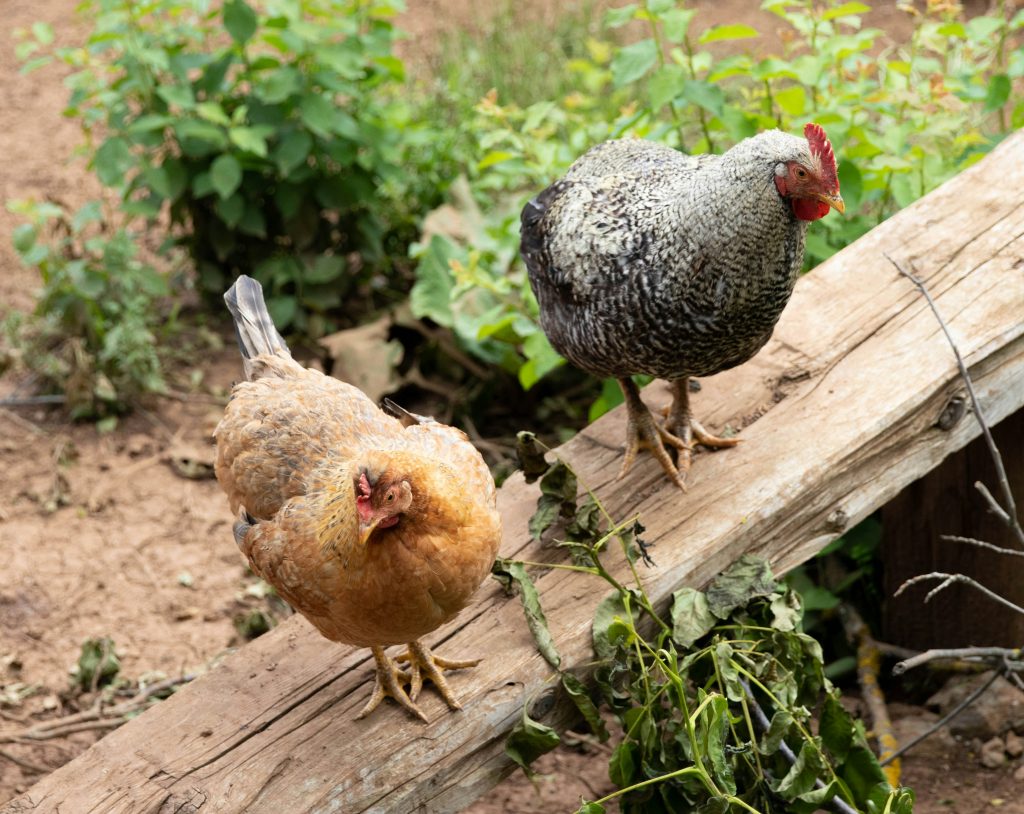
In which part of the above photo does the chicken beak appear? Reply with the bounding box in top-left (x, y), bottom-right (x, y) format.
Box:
top-left (358, 519), bottom-right (379, 546)
top-left (820, 191), bottom-right (845, 215)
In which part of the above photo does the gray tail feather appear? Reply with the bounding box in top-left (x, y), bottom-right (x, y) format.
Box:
top-left (224, 275), bottom-right (291, 367)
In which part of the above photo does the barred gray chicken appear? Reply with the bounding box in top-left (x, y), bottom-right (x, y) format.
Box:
top-left (520, 124), bottom-right (844, 489)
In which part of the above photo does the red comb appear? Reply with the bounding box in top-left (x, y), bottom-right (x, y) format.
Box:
top-left (804, 122), bottom-right (839, 193)
top-left (358, 472), bottom-right (372, 498)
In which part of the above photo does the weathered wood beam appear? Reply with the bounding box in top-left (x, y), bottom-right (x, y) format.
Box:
top-left (6, 131), bottom-right (1024, 814)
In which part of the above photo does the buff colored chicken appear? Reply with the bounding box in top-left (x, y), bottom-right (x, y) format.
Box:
top-left (214, 276), bottom-right (502, 722)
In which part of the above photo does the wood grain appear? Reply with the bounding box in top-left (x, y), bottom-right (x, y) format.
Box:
top-left (5, 131), bottom-right (1024, 814)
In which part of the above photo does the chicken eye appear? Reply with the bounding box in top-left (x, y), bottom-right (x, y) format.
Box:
top-left (795, 168), bottom-right (807, 178)
top-left (385, 491), bottom-right (396, 504)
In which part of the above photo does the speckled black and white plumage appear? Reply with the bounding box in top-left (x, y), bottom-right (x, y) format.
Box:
top-left (520, 131), bottom-right (816, 381)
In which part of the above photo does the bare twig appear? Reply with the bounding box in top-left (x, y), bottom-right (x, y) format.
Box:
top-left (880, 670), bottom-right (1002, 766)
top-left (0, 674), bottom-right (196, 746)
top-left (887, 253), bottom-right (1024, 548)
top-left (840, 605), bottom-right (900, 784)
top-left (0, 395), bottom-right (66, 406)
top-left (0, 748), bottom-right (50, 774)
top-left (741, 679), bottom-right (859, 814)
top-left (942, 534), bottom-right (1024, 557)
top-left (0, 407), bottom-right (46, 436)
top-left (895, 572), bottom-right (1024, 616)
top-left (893, 646), bottom-right (1024, 676)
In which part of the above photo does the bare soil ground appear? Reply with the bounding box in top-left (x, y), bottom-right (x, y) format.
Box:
top-left (1, 0), bottom-right (1022, 811)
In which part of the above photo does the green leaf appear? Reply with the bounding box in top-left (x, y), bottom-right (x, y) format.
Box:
top-left (93, 137), bottom-right (133, 187)
top-left (576, 804), bottom-right (605, 814)
top-left (592, 591), bottom-right (636, 661)
top-left (304, 255), bottom-right (345, 284)
top-left (74, 637), bottom-right (120, 691)
top-left (127, 114), bottom-right (173, 135)
top-left (984, 73), bottom-right (1011, 112)
top-left (266, 295), bottom-right (297, 329)
top-left (608, 740), bottom-right (637, 787)
top-left (820, 692), bottom-right (854, 762)
top-left (837, 160), bottom-right (862, 214)
top-left (679, 79), bottom-right (725, 116)
top-left (701, 694), bottom-right (736, 793)
top-left (611, 38), bottom-right (658, 87)
top-left (215, 193), bottom-right (244, 227)
top-left (477, 150), bottom-right (516, 171)
top-left (210, 154), bottom-right (243, 200)
top-left (31, 21), bottom-right (54, 45)
top-left (670, 587), bottom-right (716, 648)
top-left (144, 157), bottom-right (187, 202)
top-left (705, 554), bottom-right (777, 618)
top-left (490, 559), bottom-right (561, 669)
top-left (774, 85), bottom-right (806, 117)
top-left (274, 130), bottom-right (313, 174)
top-left (519, 331), bottom-right (564, 389)
top-left (229, 126), bottom-right (269, 157)
top-left (257, 66), bottom-right (302, 105)
top-left (300, 93), bottom-right (341, 138)
top-left (505, 704), bottom-right (560, 775)
top-left (196, 102), bottom-right (231, 126)
top-left (604, 4), bottom-right (638, 28)
top-left (156, 84), bottom-right (195, 110)
top-left (224, 0), bottom-right (259, 45)
top-left (515, 431), bottom-right (550, 484)
top-left (12, 224), bottom-right (37, 254)
top-left (775, 740), bottom-right (825, 799)
top-left (662, 8), bottom-right (696, 43)
top-left (174, 120), bottom-right (229, 156)
top-left (699, 24), bottom-right (759, 43)
top-left (561, 673), bottom-right (609, 741)
top-left (410, 235), bottom-right (458, 327)
top-left (769, 589), bottom-right (802, 631)
top-left (649, 64), bottom-right (686, 110)
top-left (821, 2), bottom-right (871, 21)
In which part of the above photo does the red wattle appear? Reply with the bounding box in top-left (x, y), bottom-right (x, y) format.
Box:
top-left (791, 198), bottom-right (830, 221)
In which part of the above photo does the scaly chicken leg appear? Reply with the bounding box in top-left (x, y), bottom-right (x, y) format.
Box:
top-left (358, 641), bottom-right (480, 723)
top-left (662, 378), bottom-right (740, 478)
top-left (617, 378), bottom-right (690, 491)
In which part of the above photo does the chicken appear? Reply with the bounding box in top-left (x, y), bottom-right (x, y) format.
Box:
top-left (213, 276), bottom-right (502, 722)
top-left (520, 124), bottom-right (844, 489)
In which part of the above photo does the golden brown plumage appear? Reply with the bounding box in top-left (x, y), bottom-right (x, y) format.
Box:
top-left (214, 276), bottom-right (502, 721)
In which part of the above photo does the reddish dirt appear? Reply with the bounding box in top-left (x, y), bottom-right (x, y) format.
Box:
top-left (1, 0), bottom-right (1022, 811)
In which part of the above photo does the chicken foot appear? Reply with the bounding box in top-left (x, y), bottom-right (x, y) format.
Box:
top-left (661, 378), bottom-right (740, 479)
top-left (358, 642), bottom-right (478, 723)
top-left (617, 378), bottom-right (690, 491)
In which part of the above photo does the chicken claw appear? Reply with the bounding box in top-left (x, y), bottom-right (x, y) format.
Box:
top-left (359, 646), bottom-right (425, 722)
top-left (617, 378), bottom-right (690, 491)
top-left (359, 642), bottom-right (478, 723)
top-left (396, 640), bottom-right (480, 708)
top-left (661, 378), bottom-right (741, 478)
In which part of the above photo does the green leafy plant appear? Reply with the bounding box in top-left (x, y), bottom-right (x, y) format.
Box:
top-left (17, 0), bottom-right (434, 337)
top-left (2, 200), bottom-right (170, 420)
top-left (497, 438), bottom-right (914, 812)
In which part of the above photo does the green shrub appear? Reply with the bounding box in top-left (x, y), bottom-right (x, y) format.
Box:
top-left (2, 201), bottom-right (170, 420)
top-left (414, 0), bottom-right (1023, 413)
top-left (19, 0), bottom-right (431, 337)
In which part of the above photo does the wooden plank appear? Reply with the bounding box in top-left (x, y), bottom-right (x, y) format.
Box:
top-left (6, 131), bottom-right (1024, 814)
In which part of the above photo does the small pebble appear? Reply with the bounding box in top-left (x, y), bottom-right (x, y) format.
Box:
top-left (981, 736), bottom-right (1008, 768)
top-left (1005, 730), bottom-right (1023, 759)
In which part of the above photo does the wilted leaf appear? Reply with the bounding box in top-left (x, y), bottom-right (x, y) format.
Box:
top-left (593, 591), bottom-right (637, 660)
top-left (491, 559), bottom-right (561, 669)
top-left (608, 740), bottom-right (637, 787)
top-left (506, 704), bottom-right (560, 774)
top-left (561, 672), bottom-right (609, 741)
top-left (705, 554), bottom-right (778, 618)
top-left (515, 431), bottom-right (550, 483)
top-left (820, 692), bottom-right (854, 762)
top-left (319, 312), bottom-right (404, 404)
top-left (670, 586), bottom-right (716, 647)
top-left (774, 739), bottom-right (825, 799)
top-left (74, 637), bottom-right (120, 691)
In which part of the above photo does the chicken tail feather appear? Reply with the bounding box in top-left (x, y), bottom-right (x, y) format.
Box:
top-left (224, 275), bottom-right (292, 371)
